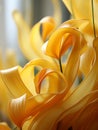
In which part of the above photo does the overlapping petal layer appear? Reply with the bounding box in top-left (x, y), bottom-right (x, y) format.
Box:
top-left (63, 0), bottom-right (98, 40)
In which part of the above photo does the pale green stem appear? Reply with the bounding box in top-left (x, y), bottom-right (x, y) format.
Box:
top-left (91, 0), bottom-right (96, 38)
top-left (70, 0), bottom-right (75, 18)
top-left (59, 58), bottom-right (63, 73)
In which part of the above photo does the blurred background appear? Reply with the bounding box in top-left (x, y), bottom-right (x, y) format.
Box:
top-left (0, 0), bottom-right (69, 67)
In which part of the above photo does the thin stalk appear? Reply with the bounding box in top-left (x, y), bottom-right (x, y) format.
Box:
top-left (59, 58), bottom-right (63, 73)
top-left (70, 0), bottom-right (75, 18)
top-left (91, 0), bottom-right (96, 38)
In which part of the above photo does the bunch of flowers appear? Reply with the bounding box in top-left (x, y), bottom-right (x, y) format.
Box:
top-left (0, 0), bottom-right (98, 129)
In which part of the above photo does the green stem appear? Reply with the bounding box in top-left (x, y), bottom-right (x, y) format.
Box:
top-left (70, 0), bottom-right (75, 18)
top-left (59, 58), bottom-right (63, 73)
top-left (91, 0), bottom-right (96, 38)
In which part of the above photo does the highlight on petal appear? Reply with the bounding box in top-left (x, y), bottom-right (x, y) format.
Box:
top-left (80, 46), bottom-right (95, 76)
top-left (8, 94), bottom-right (27, 127)
top-left (0, 66), bottom-right (32, 98)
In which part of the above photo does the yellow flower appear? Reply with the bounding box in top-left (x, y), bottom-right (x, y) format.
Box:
top-left (1, 19), bottom-right (96, 130)
top-left (1, 0), bottom-right (98, 130)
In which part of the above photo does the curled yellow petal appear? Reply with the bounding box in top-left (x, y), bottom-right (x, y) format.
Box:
top-left (30, 17), bottom-right (56, 61)
top-left (40, 16), bottom-right (56, 41)
top-left (8, 94), bottom-right (27, 127)
top-left (34, 68), bottom-right (67, 94)
top-left (42, 23), bottom-right (86, 59)
top-left (0, 66), bottom-right (32, 98)
top-left (8, 93), bottom-right (58, 128)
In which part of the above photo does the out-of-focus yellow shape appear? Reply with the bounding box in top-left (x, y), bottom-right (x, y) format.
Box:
top-left (13, 0), bottom-right (62, 61)
top-left (0, 122), bottom-right (11, 130)
top-left (0, 49), bottom-right (18, 69)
